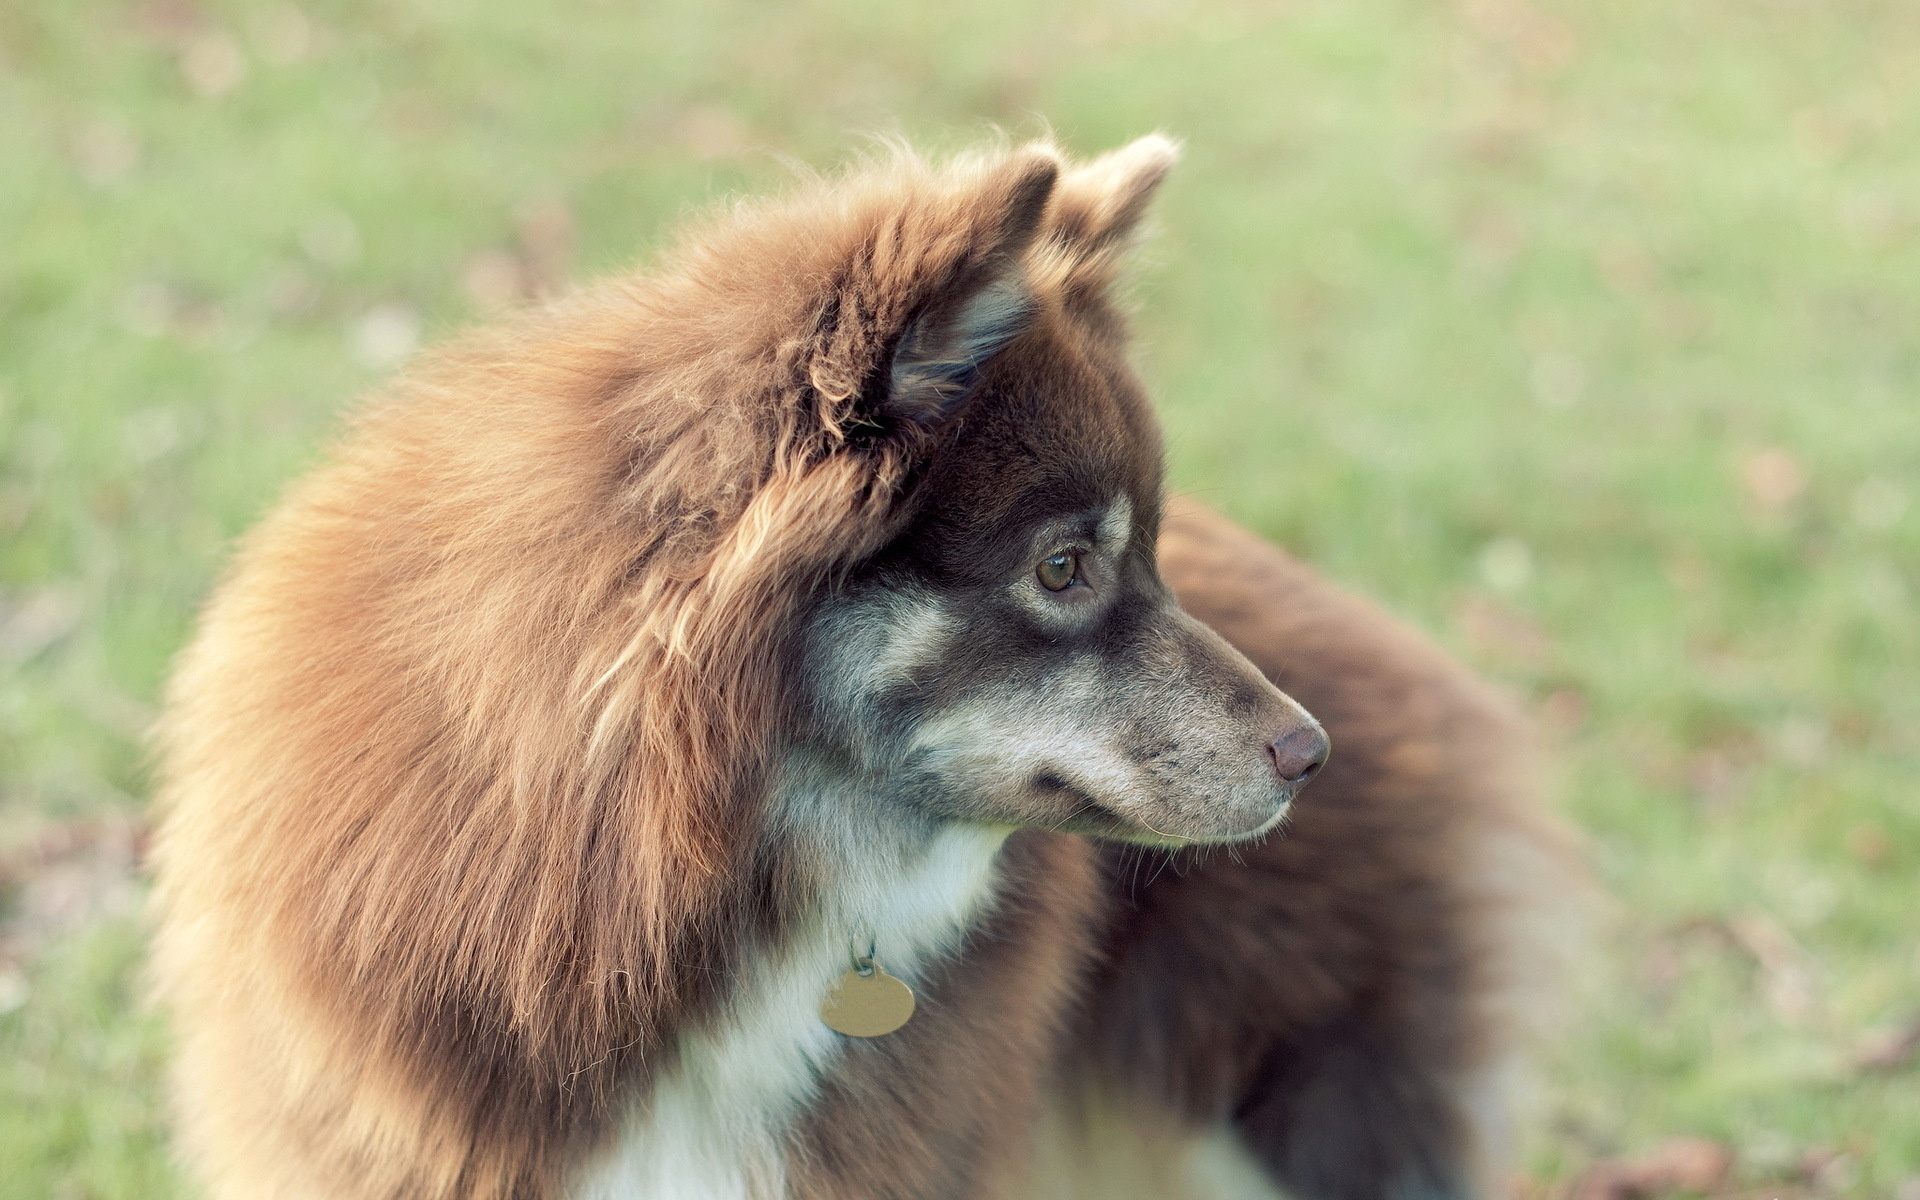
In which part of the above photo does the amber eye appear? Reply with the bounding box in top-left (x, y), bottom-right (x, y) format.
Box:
top-left (1036, 552), bottom-right (1078, 592)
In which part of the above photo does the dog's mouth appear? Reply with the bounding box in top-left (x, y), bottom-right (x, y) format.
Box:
top-left (1028, 772), bottom-right (1292, 847)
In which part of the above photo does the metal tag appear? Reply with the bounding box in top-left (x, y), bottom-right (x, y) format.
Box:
top-left (819, 960), bottom-right (915, 1038)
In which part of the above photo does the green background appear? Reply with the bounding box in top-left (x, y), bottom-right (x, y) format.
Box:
top-left (3, 1), bottom-right (1917, 1195)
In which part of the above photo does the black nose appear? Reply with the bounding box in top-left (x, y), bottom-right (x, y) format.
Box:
top-left (1268, 726), bottom-right (1329, 785)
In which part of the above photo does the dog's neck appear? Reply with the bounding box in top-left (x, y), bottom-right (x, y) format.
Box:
top-left (771, 751), bottom-right (1015, 964)
top-left (578, 755), bottom-right (1012, 1200)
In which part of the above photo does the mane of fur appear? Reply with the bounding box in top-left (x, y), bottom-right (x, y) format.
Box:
top-left (150, 138), bottom-right (1173, 1196)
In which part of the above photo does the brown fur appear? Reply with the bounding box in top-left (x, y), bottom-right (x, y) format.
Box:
top-left (151, 138), bottom-right (1573, 1200)
top-left (1085, 500), bottom-right (1573, 1197)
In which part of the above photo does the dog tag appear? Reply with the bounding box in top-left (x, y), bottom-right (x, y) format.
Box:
top-left (820, 959), bottom-right (915, 1037)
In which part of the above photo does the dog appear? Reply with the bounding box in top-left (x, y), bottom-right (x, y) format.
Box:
top-left (151, 137), bottom-right (1572, 1200)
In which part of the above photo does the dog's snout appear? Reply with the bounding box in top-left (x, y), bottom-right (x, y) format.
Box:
top-left (1268, 726), bottom-right (1329, 786)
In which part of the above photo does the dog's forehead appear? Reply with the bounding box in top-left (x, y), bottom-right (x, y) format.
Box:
top-left (1005, 327), bottom-right (1155, 495)
top-left (892, 322), bottom-right (1160, 572)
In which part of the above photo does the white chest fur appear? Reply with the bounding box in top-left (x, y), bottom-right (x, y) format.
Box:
top-left (574, 821), bottom-right (1010, 1200)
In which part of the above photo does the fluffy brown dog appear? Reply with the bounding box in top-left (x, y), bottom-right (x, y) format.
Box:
top-left (151, 137), bottom-right (1571, 1200)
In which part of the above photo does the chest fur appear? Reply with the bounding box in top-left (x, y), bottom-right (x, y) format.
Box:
top-left (575, 823), bottom-right (1010, 1200)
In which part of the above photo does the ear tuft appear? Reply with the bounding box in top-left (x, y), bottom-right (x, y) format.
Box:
top-left (887, 274), bottom-right (1035, 424)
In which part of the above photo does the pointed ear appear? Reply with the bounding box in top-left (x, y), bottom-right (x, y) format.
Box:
top-left (869, 150), bottom-right (1060, 430)
top-left (885, 271), bottom-right (1035, 426)
top-left (1048, 134), bottom-right (1180, 280)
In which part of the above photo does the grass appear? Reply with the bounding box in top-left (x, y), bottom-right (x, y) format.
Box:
top-left (3, 0), bottom-right (1918, 1195)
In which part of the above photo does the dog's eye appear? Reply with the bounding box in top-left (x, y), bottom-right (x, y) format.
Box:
top-left (1036, 552), bottom-right (1078, 592)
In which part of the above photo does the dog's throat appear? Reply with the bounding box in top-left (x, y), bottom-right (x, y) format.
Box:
top-left (819, 955), bottom-right (916, 1037)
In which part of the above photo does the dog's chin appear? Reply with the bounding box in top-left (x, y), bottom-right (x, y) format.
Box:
top-left (1037, 781), bottom-right (1294, 847)
top-left (1115, 801), bottom-right (1293, 847)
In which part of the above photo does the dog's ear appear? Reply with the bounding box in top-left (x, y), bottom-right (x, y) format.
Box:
top-left (815, 147), bottom-right (1060, 435)
top-left (1048, 134), bottom-right (1180, 282)
top-left (878, 149), bottom-right (1060, 430)
top-left (884, 267), bottom-right (1037, 429)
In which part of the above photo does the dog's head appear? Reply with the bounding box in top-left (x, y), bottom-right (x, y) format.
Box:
top-left (781, 139), bottom-right (1327, 845)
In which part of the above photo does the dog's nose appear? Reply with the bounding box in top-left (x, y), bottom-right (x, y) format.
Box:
top-left (1268, 726), bottom-right (1329, 785)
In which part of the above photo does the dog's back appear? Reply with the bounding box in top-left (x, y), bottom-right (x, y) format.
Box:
top-left (150, 139), bottom-right (1574, 1200)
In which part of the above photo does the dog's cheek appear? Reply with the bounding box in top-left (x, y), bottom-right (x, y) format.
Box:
top-left (800, 588), bottom-right (956, 745)
top-left (906, 680), bottom-right (1143, 815)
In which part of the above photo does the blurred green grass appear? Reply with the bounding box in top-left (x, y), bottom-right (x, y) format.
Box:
top-left (3, 0), bottom-right (1918, 1195)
